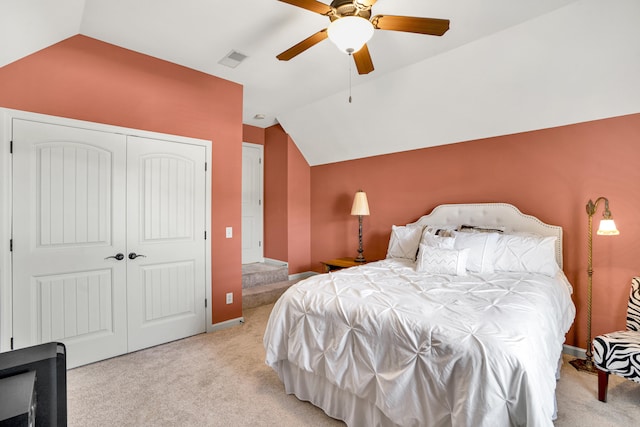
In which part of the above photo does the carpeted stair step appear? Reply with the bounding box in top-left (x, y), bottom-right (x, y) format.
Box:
top-left (242, 262), bottom-right (289, 289)
top-left (242, 279), bottom-right (298, 309)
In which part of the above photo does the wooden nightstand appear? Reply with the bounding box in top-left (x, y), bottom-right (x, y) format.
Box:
top-left (321, 257), bottom-right (367, 273)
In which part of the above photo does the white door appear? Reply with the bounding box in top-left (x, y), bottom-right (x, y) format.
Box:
top-left (11, 120), bottom-right (207, 367)
top-left (241, 143), bottom-right (263, 264)
top-left (126, 136), bottom-right (206, 351)
top-left (12, 119), bottom-right (128, 368)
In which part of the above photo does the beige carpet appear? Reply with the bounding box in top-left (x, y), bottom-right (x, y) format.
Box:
top-left (68, 303), bottom-right (640, 426)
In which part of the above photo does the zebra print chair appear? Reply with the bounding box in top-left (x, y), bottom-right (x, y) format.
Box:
top-left (592, 276), bottom-right (640, 402)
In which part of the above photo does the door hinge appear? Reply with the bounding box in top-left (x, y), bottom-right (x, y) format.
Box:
top-left (9, 239), bottom-right (12, 252)
top-left (259, 157), bottom-right (262, 164)
top-left (204, 231), bottom-right (207, 240)
top-left (205, 299), bottom-right (208, 308)
top-left (10, 140), bottom-right (13, 154)
top-left (259, 199), bottom-right (262, 206)
top-left (205, 162), bottom-right (208, 171)
top-left (259, 241), bottom-right (262, 248)
top-left (10, 337), bottom-right (14, 350)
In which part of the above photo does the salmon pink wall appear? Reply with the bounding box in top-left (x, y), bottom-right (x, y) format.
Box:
top-left (0, 35), bottom-right (244, 324)
top-left (310, 113), bottom-right (640, 350)
top-left (264, 125), bottom-right (289, 263)
top-left (255, 125), bottom-right (311, 274)
top-left (287, 138), bottom-right (311, 273)
top-left (243, 124), bottom-right (264, 146)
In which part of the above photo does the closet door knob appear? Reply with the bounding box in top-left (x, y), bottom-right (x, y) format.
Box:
top-left (128, 252), bottom-right (147, 260)
top-left (105, 253), bottom-right (125, 261)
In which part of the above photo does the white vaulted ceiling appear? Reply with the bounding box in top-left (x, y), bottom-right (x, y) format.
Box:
top-left (1, 0), bottom-right (639, 165)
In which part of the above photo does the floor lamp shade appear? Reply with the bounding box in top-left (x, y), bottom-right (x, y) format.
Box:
top-left (351, 191), bottom-right (369, 262)
top-left (597, 218), bottom-right (619, 235)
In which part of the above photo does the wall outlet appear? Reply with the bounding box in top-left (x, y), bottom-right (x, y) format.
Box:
top-left (226, 292), bottom-right (233, 304)
top-left (225, 227), bottom-right (233, 238)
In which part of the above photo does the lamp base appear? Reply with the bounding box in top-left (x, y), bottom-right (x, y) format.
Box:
top-left (569, 358), bottom-right (598, 375)
top-left (354, 254), bottom-right (366, 263)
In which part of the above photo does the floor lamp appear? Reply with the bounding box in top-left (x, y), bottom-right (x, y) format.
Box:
top-left (570, 197), bottom-right (619, 374)
top-left (351, 190), bottom-right (370, 263)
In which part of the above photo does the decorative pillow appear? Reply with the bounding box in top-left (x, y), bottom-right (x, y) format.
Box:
top-left (453, 231), bottom-right (499, 273)
top-left (416, 245), bottom-right (468, 276)
top-left (423, 225), bottom-right (457, 237)
top-left (458, 224), bottom-right (506, 234)
top-left (386, 225), bottom-right (423, 260)
top-left (494, 233), bottom-right (559, 277)
top-left (420, 230), bottom-right (455, 249)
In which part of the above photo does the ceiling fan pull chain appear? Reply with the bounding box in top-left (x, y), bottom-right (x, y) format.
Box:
top-left (348, 51), bottom-right (353, 103)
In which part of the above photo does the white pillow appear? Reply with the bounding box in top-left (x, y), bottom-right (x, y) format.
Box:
top-left (386, 225), bottom-right (423, 260)
top-left (453, 231), bottom-right (499, 273)
top-left (494, 233), bottom-right (559, 276)
top-left (420, 230), bottom-right (455, 249)
top-left (416, 245), bottom-right (468, 276)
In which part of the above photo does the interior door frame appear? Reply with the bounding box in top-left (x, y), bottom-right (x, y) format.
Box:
top-left (0, 108), bottom-right (213, 352)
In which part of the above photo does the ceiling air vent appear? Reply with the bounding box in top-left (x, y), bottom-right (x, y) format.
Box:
top-left (218, 50), bottom-right (248, 68)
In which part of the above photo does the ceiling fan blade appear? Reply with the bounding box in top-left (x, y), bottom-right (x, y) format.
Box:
top-left (372, 15), bottom-right (450, 36)
top-left (278, 0), bottom-right (332, 15)
top-left (353, 44), bottom-right (374, 75)
top-left (276, 29), bottom-right (328, 61)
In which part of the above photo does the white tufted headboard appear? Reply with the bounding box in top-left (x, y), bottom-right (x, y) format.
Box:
top-left (407, 203), bottom-right (564, 269)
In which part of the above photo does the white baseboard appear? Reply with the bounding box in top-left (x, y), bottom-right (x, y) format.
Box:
top-left (289, 271), bottom-right (317, 281)
top-left (208, 317), bottom-right (245, 332)
top-left (563, 344), bottom-right (586, 358)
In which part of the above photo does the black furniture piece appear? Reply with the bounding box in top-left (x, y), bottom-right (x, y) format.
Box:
top-left (0, 342), bottom-right (67, 426)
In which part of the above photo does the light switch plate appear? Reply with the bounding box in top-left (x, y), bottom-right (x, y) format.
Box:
top-left (225, 227), bottom-right (233, 238)
top-left (226, 292), bottom-right (233, 304)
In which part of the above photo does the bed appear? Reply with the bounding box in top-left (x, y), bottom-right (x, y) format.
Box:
top-left (264, 203), bottom-right (576, 427)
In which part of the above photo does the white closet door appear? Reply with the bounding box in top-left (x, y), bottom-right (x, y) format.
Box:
top-left (125, 136), bottom-right (207, 352)
top-left (241, 143), bottom-right (263, 264)
top-left (12, 119), bottom-right (128, 368)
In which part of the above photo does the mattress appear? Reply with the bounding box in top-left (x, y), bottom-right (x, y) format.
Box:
top-left (264, 258), bottom-right (575, 427)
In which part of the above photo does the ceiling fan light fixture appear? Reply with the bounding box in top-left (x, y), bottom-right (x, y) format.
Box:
top-left (327, 16), bottom-right (374, 54)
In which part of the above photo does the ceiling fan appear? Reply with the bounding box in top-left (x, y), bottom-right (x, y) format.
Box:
top-left (277, 0), bottom-right (450, 74)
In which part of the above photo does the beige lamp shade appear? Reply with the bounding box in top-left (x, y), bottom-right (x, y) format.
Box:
top-left (351, 191), bottom-right (370, 216)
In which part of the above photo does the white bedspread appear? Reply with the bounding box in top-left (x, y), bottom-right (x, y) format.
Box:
top-left (264, 259), bottom-right (575, 427)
